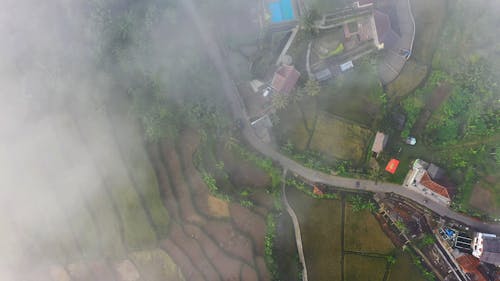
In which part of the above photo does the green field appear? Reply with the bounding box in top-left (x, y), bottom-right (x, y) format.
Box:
top-left (288, 188), bottom-right (343, 281)
top-left (344, 205), bottom-right (394, 254)
top-left (387, 251), bottom-right (428, 281)
top-left (344, 254), bottom-right (387, 281)
top-left (318, 60), bottom-right (384, 126)
top-left (287, 188), bottom-right (426, 281)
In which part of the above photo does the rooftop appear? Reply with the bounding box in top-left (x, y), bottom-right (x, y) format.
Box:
top-left (420, 172), bottom-right (450, 200)
top-left (371, 131), bottom-right (388, 153)
top-left (271, 64), bottom-right (300, 95)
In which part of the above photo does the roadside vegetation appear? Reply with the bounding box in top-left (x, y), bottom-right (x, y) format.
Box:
top-left (382, 0), bottom-right (499, 217)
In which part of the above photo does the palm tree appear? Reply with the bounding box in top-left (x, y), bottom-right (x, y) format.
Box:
top-left (271, 92), bottom-right (289, 110)
top-left (304, 79), bottom-right (320, 97)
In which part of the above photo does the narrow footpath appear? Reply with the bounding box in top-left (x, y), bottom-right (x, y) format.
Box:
top-left (281, 169), bottom-right (308, 281)
top-left (181, 0), bottom-right (500, 235)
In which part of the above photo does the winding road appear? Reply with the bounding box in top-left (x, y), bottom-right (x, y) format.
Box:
top-left (181, 0), bottom-right (500, 235)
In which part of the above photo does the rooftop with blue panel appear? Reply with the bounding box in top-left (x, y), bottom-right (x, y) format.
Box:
top-left (268, 0), bottom-right (295, 23)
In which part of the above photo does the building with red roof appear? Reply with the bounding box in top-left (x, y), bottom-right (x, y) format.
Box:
top-left (271, 64), bottom-right (300, 95)
top-left (403, 159), bottom-right (452, 206)
top-left (456, 254), bottom-right (488, 281)
top-left (385, 159), bottom-right (399, 174)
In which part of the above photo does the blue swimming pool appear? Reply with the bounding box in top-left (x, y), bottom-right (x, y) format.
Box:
top-left (269, 0), bottom-right (295, 23)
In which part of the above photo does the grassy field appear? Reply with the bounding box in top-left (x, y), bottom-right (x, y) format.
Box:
top-left (288, 188), bottom-right (343, 281)
top-left (318, 61), bottom-right (383, 126)
top-left (288, 187), bottom-right (427, 281)
top-left (344, 205), bottom-right (394, 254)
top-left (344, 254), bottom-right (387, 281)
top-left (309, 112), bottom-right (372, 163)
top-left (387, 251), bottom-right (427, 281)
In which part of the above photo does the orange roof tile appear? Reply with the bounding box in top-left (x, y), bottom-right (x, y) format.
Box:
top-left (385, 159), bottom-right (399, 174)
top-left (456, 255), bottom-right (487, 281)
top-left (420, 172), bottom-right (450, 199)
top-left (271, 65), bottom-right (300, 94)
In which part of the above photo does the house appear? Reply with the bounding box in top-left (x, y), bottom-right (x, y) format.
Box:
top-left (371, 131), bottom-right (388, 156)
top-left (372, 9), bottom-right (400, 50)
top-left (271, 64), bottom-right (300, 95)
top-left (455, 254), bottom-right (488, 281)
top-left (472, 233), bottom-right (500, 266)
top-left (404, 159), bottom-right (452, 206)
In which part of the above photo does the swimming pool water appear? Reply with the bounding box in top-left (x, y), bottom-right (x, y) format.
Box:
top-left (269, 0), bottom-right (295, 23)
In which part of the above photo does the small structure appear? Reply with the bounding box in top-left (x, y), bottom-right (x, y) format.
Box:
top-left (472, 233), bottom-right (500, 266)
top-left (271, 64), bottom-right (301, 95)
top-left (353, 0), bottom-right (374, 9)
top-left (313, 68), bottom-right (332, 82)
top-left (403, 159), bottom-right (452, 206)
top-left (249, 80), bottom-right (265, 93)
top-left (385, 159), bottom-right (399, 174)
top-left (371, 131), bottom-right (388, 157)
top-left (340, 61), bottom-right (354, 72)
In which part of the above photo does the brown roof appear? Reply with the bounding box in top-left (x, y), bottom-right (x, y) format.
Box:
top-left (456, 255), bottom-right (487, 281)
top-left (420, 172), bottom-right (450, 199)
top-left (371, 131), bottom-right (388, 153)
top-left (271, 65), bottom-right (300, 95)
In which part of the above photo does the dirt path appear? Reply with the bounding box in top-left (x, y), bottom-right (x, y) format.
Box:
top-left (282, 170), bottom-right (308, 281)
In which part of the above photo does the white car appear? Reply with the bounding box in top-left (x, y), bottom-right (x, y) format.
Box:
top-left (406, 137), bottom-right (416, 145)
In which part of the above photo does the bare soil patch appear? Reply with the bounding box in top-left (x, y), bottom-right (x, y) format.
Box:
top-left (241, 264), bottom-right (259, 281)
top-left (67, 262), bottom-right (94, 280)
top-left (204, 221), bottom-right (255, 266)
top-left (469, 185), bottom-right (499, 216)
top-left (207, 195), bottom-right (230, 218)
top-left (229, 204), bottom-right (266, 256)
top-left (160, 239), bottom-right (204, 281)
top-left (88, 260), bottom-right (117, 281)
top-left (256, 256), bottom-right (272, 281)
top-left (161, 141), bottom-right (203, 224)
top-left (168, 224), bottom-right (220, 281)
top-left (49, 265), bottom-right (71, 281)
top-left (184, 224), bottom-right (242, 280)
top-left (113, 259), bottom-right (140, 281)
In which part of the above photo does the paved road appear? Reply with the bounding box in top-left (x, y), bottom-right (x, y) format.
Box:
top-left (181, 0), bottom-right (500, 235)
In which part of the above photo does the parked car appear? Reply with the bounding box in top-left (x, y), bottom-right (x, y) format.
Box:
top-left (406, 137), bottom-right (416, 145)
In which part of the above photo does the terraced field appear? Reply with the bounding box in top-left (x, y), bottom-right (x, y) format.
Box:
top-left (149, 129), bottom-right (273, 281)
